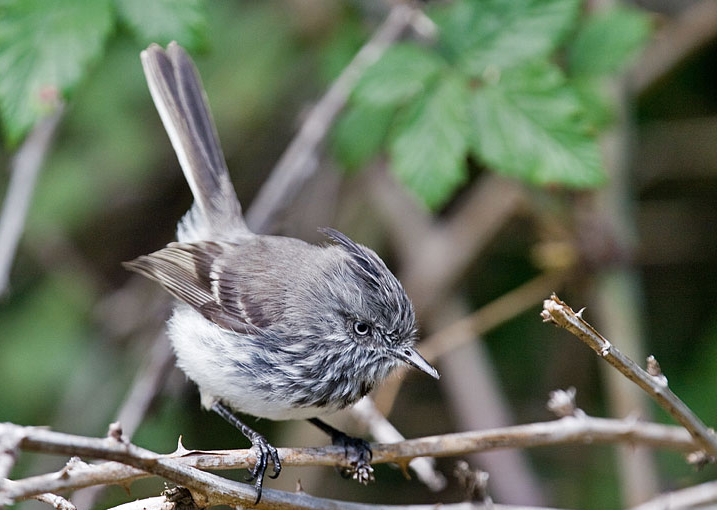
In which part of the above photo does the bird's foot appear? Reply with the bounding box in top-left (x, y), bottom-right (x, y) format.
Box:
top-left (331, 432), bottom-right (375, 484)
top-left (245, 431), bottom-right (281, 503)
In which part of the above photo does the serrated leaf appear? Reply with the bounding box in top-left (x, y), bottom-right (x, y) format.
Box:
top-left (353, 43), bottom-right (444, 107)
top-left (430, 0), bottom-right (580, 76)
top-left (331, 104), bottom-right (393, 172)
top-left (0, 0), bottom-right (113, 145)
top-left (114, 0), bottom-right (208, 50)
top-left (389, 74), bottom-right (471, 209)
top-left (569, 5), bottom-right (652, 77)
top-left (470, 63), bottom-right (605, 188)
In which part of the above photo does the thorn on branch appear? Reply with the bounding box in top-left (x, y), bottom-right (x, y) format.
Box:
top-left (107, 422), bottom-right (125, 443)
top-left (646, 355), bottom-right (669, 387)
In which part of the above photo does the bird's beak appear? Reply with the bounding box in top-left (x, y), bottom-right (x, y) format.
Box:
top-left (397, 347), bottom-right (440, 379)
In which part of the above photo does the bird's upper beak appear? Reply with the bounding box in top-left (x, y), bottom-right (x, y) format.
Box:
top-left (397, 346), bottom-right (440, 379)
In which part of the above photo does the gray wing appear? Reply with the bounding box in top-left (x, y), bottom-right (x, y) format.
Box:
top-left (123, 241), bottom-right (267, 333)
top-left (141, 42), bottom-right (250, 242)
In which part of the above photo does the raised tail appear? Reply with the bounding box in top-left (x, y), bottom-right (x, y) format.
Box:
top-left (141, 42), bottom-right (250, 242)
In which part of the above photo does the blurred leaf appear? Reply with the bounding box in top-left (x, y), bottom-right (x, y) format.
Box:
top-left (429, 0), bottom-right (580, 76)
top-left (332, 104), bottom-right (392, 172)
top-left (353, 43), bottom-right (444, 107)
top-left (0, 0), bottom-right (113, 145)
top-left (568, 4), bottom-right (652, 77)
top-left (114, 0), bottom-right (208, 50)
top-left (389, 73), bottom-right (471, 209)
top-left (470, 62), bottom-right (605, 187)
top-left (572, 78), bottom-right (614, 130)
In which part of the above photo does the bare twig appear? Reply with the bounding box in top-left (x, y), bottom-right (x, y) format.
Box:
top-left (30, 492), bottom-right (76, 510)
top-left (631, 479), bottom-right (717, 510)
top-left (245, 4), bottom-right (428, 233)
top-left (541, 294), bottom-right (717, 458)
top-left (107, 495), bottom-right (560, 510)
top-left (1, 416), bottom-right (697, 504)
top-left (106, 496), bottom-right (175, 510)
top-left (0, 104), bottom-right (64, 296)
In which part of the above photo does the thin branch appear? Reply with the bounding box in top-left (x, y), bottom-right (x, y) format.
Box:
top-left (85, 480), bottom-right (717, 510)
top-left (0, 104), bottom-right (64, 296)
top-left (631, 479), bottom-right (717, 510)
top-left (245, 4), bottom-right (430, 233)
top-left (106, 496), bottom-right (175, 510)
top-left (30, 492), bottom-right (76, 510)
top-left (541, 294), bottom-right (717, 458)
top-left (1, 416), bottom-right (697, 504)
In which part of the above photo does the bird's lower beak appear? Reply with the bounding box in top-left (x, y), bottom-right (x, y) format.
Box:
top-left (397, 347), bottom-right (440, 379)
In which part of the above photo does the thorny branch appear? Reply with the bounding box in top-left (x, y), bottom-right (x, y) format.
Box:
top-left (541, 294), bottom-right (717, 459)
top-left (0, 415), bottom-right (698, 506)
top-left (105, 479), bottom-right (717, 510)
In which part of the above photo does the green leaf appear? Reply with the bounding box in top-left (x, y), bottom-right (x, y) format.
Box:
top-left (568, 4), bottom-right (652, 77)
top-left (572, 77), bottom-right (614, 130)
top-left (470, 62), bottom-right (605, 188)
top-left (389, 73), bottom-right (471, 209)
top-left (0, 0), bottom-right (113, 145)
top-left (332, 104), bottom-right (393, 172)
top-left (114, 0), bottom-right (208, 50)
top-left (430, 0), bottom-right (581, 76)
top-left (353, 43), bottom-right (444, 107)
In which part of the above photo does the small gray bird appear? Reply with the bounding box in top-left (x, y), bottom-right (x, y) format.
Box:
top-left (124, 42), bottom-right (439, 503)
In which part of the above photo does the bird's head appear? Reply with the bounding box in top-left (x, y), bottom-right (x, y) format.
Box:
top-left (319, 228), bottom-right (439, 380)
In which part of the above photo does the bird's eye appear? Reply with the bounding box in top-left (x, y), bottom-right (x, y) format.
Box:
top-left (353, 321), bottom-right (371, 336)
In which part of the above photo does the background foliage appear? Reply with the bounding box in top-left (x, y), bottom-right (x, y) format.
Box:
top-left (1, 0), bottom-right (717, 509)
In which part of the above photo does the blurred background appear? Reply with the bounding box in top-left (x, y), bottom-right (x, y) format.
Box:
top-left (1, 0), bottom-right (717, 509)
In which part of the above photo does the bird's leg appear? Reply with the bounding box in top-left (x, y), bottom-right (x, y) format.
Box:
top-left (212, 402), bottom-right (281, 503)
top-left (308, 418), bottom-right (374, 484)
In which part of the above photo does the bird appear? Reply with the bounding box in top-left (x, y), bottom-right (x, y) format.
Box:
top-left (123, 42), bottom-right (439, 503)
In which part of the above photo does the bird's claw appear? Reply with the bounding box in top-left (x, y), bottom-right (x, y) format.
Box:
top-left (333, 434), bottom-right (375, 484)
top-left (246, 433), bottom-right (281, 503)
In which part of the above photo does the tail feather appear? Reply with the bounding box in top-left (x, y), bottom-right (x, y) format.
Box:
top-left (141, 42), bottom-right (249, 242)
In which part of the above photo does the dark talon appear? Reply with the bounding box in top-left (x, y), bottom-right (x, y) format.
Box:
top-left (307, 418), bottom-right (374, 484)
top-left (246, 431), bottom-right (281, 503)
top-left (212, 402), bottom-right (282, 504)
top-left (334, 434), bottom-right (374, 484)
